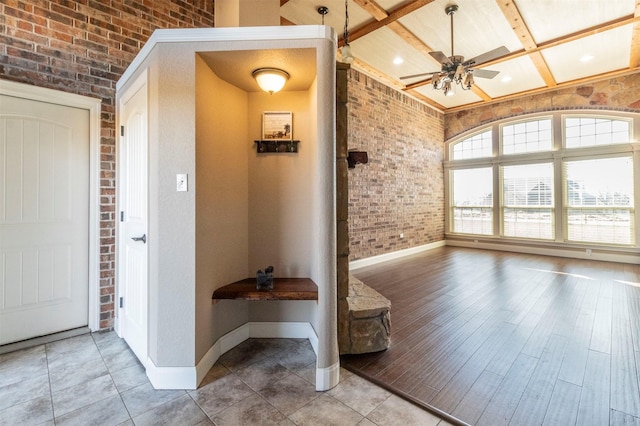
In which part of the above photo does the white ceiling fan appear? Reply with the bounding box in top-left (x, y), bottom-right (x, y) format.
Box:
top-left (400, 4), bottom-right (509, 95)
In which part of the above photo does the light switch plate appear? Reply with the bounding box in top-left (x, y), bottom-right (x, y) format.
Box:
top-left (176, 174), bottom-right (188, 192)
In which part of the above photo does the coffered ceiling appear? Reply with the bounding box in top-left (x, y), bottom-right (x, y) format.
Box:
top-left (280, 0), bottom-right (640, 112)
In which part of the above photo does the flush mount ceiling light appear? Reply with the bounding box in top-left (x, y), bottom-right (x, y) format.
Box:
top-left (252, 68), bottom-right (290, 94)
top-left (400, 4), bottom-right (509, 96)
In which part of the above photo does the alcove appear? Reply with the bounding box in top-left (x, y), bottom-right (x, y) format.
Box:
top-left (116, 26), bottom-right (338, 390)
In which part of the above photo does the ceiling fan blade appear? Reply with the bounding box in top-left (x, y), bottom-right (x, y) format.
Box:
top-left (399, 71), bottom-right (439, 80)
top-left (472, 68), bottom-right (500, 79)
top-left (465, 46), bottom-right (509, 67)
top-left (429, 51), bottom-right (452, 65)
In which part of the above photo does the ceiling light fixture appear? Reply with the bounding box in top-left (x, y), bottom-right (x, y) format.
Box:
top-left (252, 68), bottom-right (289, 94)
top-left (341, 0), bottom-right (354, 64)
top-left (317, 6), bottom-right (328, 25)
top-left (393, 56), bottom-right (404, 65)
top-left (399, 4), bottom-right (508, 96)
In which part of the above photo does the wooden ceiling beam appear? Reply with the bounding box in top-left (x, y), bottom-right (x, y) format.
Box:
top-left (496, 0), bottom-right (536, 50)
top-left (405, 14), bottom-right (640, 90)
top-left (346, 57), bottom-right (407, 91)
top-left (444, 66), bottom-right (640, 113)
top-left (353, 0), bottom-right (387, 20)
top-left (473, 14), bottom-right (640, 71)
top-left (528, 51), bottom-right (556, 87)
top-left (496, 0), bottom-right (556, 87)
top-left (352, 0), bottom-right (437, 60)
top-left (630, 0), bottom-right (640, 68)
top-left (338, 0), bottom-right (436, 47)
top-left (470, 84), bottom-right (492, 102)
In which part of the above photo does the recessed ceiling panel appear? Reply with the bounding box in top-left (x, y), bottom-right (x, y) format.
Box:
top-left (515, 0), bottom-right (635, 44)
top-left (350, 27), bottom-right (441, 81)
top-left (281, 0), bottom-right (372, 40)
top-left (542, 25), bottom-right (632, 83)
top-left (398, 0), bottom-right (524, 61)
top-left (198, 49), bottom-right (317, 92)
top-left (476, 56), bottom-right (546, 98)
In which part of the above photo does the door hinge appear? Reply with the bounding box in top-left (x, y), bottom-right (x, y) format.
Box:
top-left (120, 125), bottom-right (124, 136)
top-left (120, 211), bottom-right (124, 222)
top-left (119, 297), bottom-right (124, 308)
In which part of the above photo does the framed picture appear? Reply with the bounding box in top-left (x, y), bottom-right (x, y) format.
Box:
top-left (262, 111), bottom-right (292, 141)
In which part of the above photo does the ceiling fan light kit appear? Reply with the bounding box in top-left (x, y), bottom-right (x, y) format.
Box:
top-left (341, 0), bottom-right (355, 64)
top-left (400, 4), bottom-right (508, 96)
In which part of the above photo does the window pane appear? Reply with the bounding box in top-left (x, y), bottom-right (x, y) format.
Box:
top-left (452, 207), bottom-right (493, 235)
top-left (567, 209), bottom-right (632, 245)
top-left (452, 130), bottom-right (492, 160)
top-left (502, 163), bottom-right (554, 239)
top-left (565, 157), bottom-right (634, 245)
top-left (503, 208), bottom-right (554, 239)
top-left (451, 168), bottom-right (493, 234)
top-left (564, 117), bottom-right (630, 148)
top-left (502, 118), bottom-right (552, 155)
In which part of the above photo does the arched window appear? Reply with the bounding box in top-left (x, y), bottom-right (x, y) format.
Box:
top-left (446, 112), bottom-right (638, 247)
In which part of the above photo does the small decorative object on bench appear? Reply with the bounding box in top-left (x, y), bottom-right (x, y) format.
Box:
top-left (256, 266), bottom-right (274, 290)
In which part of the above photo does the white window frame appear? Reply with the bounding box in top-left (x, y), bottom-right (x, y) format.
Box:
top-left (450, 167), bottom-right (494, 235)
top-left (444, 110), bottom-right (640, 252)
top-left (500, 162), bottom-right (555, 240)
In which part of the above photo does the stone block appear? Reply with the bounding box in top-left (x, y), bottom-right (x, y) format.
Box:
top-left (341, 275), bottom-right (391, 354)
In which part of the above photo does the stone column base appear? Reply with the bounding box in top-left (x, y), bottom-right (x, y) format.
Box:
top-left (343, 275), bottom-right (391, 354)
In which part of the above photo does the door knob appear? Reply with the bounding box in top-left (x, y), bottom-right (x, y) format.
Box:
top-left (131, 234), bottom-right (146, 244)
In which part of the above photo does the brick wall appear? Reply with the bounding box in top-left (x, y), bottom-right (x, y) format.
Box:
top-left (347, 69), bottom-right (445, 261)
top-left (445, 73), bottom-right (640, 141)
top-left (0, 0), bottom-right (214, 329)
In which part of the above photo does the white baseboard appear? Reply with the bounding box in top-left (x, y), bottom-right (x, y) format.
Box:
top-left (316, 361), bottom-right (340, 391)
top-left (446, 239), bottom-right (640, 264)
top-left (146, 358), bottom-right (197, 390)
top-left (146, 322), bottom-right (320, 390)
top-left (350, 240), bottom-right (446, 270)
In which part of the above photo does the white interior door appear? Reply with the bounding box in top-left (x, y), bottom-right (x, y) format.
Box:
top-left (0, 95), bottom-right (89, 345)
top-left (117, 79), bottom-right (148, 365)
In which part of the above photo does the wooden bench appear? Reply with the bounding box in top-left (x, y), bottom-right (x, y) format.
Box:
top-left (212, 277), bottom-right (318, 301)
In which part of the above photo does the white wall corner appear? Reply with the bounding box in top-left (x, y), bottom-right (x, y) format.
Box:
top-left (315, 361), bottom-right (340, 391)
top-left (146, 358), bottom-right (198, 390)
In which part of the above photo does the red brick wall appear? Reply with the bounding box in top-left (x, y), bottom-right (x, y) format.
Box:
top-left (445, 73), bottom-right (640, 141)
top-left (0, 0), bottom-right (214, 329)
top-left (347, 69), bottom-right (445, 261)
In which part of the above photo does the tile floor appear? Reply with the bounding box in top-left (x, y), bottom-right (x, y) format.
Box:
top-left (0, 331), bottom-right (452, 425)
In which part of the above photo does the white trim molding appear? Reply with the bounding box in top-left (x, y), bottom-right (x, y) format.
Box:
top-left (146, 322), bottom-right (322, 390)
top-left (446, 238), bottom-right (640, 264)
top-left (350, 240), bottom-right (446, 270)
top-left (0, 79), bottom-right (102, 332)
top-left (117, 26), bottom-right (336, 91)
top-left (316, 361), bottom-right (341, 392)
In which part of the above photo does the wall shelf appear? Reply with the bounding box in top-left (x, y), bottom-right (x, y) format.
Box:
top-left (212, 277), bottom-right (317, 301)
top-left (255, 140), bottom-right (299, 153)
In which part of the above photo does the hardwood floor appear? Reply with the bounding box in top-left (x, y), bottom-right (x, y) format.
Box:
top-left (341, 247), bottom-right (640, 426)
